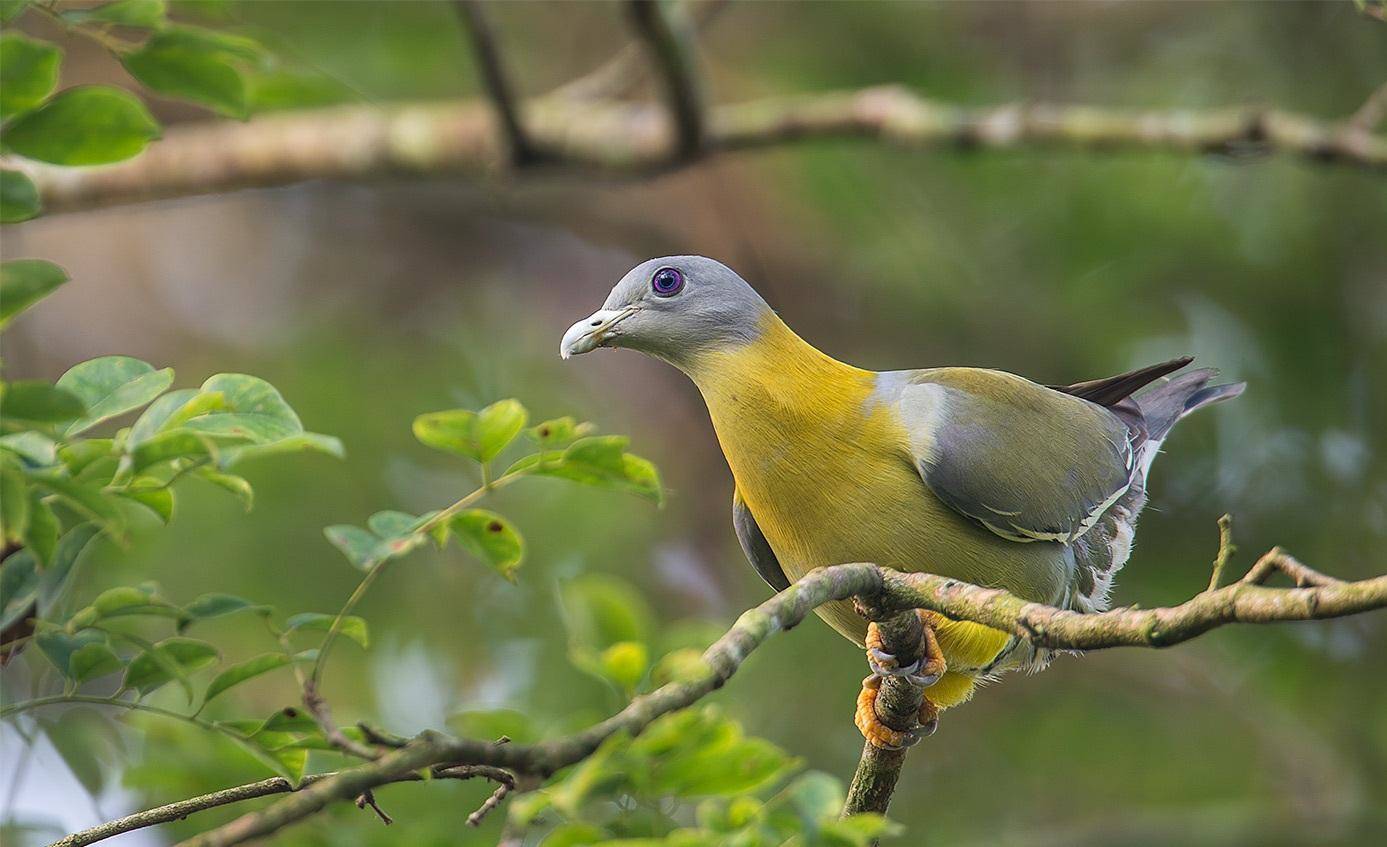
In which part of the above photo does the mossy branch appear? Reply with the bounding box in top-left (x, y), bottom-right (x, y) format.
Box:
top-left (44, 527), bottom-right (1385, 847)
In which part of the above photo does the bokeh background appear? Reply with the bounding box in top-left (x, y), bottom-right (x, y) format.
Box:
top-left (3, 1), bottom-right (1385, 845)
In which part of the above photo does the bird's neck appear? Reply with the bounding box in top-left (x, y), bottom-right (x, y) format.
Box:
top-left (682, 313), bottom-right (875, 480)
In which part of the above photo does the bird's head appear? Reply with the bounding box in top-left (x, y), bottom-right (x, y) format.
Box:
top-left (560, 256), bottom-right (770, 367)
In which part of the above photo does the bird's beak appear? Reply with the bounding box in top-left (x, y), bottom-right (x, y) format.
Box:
top-left (560, 306), bottom-right (638, 359)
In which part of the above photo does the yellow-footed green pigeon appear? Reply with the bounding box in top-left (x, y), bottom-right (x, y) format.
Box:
top-left (561, 256), bottom-right (1243, 748)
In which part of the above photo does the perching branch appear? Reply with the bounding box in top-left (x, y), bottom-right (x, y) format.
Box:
top-left (13, 85), bottom-right (1385, 216)
top-left (842, 607), bottom-right (926, 817)
top-left (45, 527), bottom-right (1387, 847)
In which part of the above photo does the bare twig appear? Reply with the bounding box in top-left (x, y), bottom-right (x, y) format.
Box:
top-left (1208, 513), bottom-right (1237, 591)
top-left (452, 0), bottom-right (538, 165)
top-left (628, 0), bottom-right (707, 158)
top-left (549, 0), bottom-right (728, 102)
top-left (354, 790), bottom-right (392, 825)
top-left (302, 680), bottom-right (380, 761)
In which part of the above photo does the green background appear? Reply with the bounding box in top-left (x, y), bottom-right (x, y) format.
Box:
top-left (3, 1), bottom-right (1384, 844)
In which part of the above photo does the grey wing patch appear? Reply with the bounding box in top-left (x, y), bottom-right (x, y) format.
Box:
top-left (900, 371), bottom-right (1137, 545)
top-left (732, 490), bottom-right (790, 592)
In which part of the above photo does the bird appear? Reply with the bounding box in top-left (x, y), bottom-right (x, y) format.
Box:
top-left (560, 256), bottom-right (1244, 748)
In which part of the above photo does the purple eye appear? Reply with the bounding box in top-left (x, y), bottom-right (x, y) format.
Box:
top-left (651, 267), bottom-right (684, 297)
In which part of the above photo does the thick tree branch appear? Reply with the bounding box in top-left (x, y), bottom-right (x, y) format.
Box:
top-left (13, 86), bottom-right (1384, 217)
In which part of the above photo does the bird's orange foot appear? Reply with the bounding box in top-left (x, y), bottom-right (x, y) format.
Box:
top-left (855, 675), bottom-right (940, 749)
top-left (865, 609), bottom-right (947, 687)
top-left (857, 610), bottom-right (947, 749)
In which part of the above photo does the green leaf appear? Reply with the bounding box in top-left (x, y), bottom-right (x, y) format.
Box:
top-left (217, 432), bottom-right (343, 468)
top-left (0, 548), bottom-right (38, 631)
top-left (0, 34), bottom-right (60, 120)
top-left (182, 373), bottom-right (301, 443)
top-left (24, 489), bottom-right (59, 565)
top-left (448, 509), bottom-right (523, 580)
top-left (323, 524), bottom-right (379, 570)
top-left (38, 523), bottom-right (100, 615)
top-left (69, 641), bottom-right (124, 683)
top-left (127, 429), bottom-right (215, 473)
top-left (57, 356), bottom-right (174, 436)
top-left (63, 0), bottom-right (166, 27)
top-left (121, 636), bottom-right (219, 697)
top-left (0, 430), bottom-right (58, 465)
top-left (43, 710), bottom-right (121, 796)
top-left (232, 734), bottom-right (307, 785)
top-left (122, 28), bottom-right (247, 118)
top-left (121, 482), bottom-right (174, 523)
top-left (88, 584), bottom-right (180, 619)
top-left (524, 416), bottom-right (590, 448)
top-left (0, 461), bottom-right (29, 544)
top-left (35, 628), bottom-right (105, 677)
top-left (0, 169), bottom-right (40, 223)
top-left (246, 67), bottom-right (348, 112)
top-left (510, 436), bottom-right (663, 503)
top-left (128, 388), bottom-right (223, 446)
top-left (599, 640), bottom-right (649, 692)
top-left (58, 439), bottom-right (116, 476)
top-left (413, 398), bottom-right (528, 463)
top-left (179, 592), bottom-right (269, 630)
top-left (0, 1), bottom-right (30, 25)
top-left (2, 85), bottom-right (160, 165)
top-left (0, 381), bottom-right (84, 423)
top-left (819, 814), bottom-right (903, 845)
top-left (0, 259), bottom-right (67, 327)
top-left (31, 475), bottom-right (125, 537)
top-left (285, 612), bottom-right (368, 649)
top-left (195, 467), bottom-right (252, 510)
top-left (202, 652), bottom-right (291, 705)
top-left (560, 573), bottom-right (653, 650)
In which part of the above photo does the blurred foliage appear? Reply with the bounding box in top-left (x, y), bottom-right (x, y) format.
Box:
top-left (2, 1), bottom-right (1386, 846)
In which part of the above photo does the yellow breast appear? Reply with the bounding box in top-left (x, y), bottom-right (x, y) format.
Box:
top-left (684, 315), bottom-right (1015, 689)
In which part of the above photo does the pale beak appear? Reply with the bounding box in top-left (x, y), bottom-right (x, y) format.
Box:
top-left (560, 306), bottom-right (637, 359)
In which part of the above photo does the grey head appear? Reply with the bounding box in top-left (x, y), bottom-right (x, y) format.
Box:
top-left (560, 256), bottom-right (771, 367)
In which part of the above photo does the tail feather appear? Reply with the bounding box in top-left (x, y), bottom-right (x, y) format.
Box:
top-left (1135, 367), bottom-right (1245, 441)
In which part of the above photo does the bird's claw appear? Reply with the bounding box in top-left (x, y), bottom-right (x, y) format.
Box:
top-left (854, 675), bottom-right (940, 750)
top-left (864, 611), bottom-right (947, 687)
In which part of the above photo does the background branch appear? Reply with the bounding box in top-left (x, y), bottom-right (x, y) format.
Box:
top-left (12, 86), bottom-right (1384, 217)
top-left (628, 0), bottom-right (708, 158)
top-left (452, 0), bottom-right (538, 166)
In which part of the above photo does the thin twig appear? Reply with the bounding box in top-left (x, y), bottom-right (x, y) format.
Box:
top-left (354, 790), bottom-right (392, 825)
top-left (549, 0), bottom-right (728, 102)
top-left (628, 0), bottom-right (707, 158)
top-left (452, 0), bottom-right (538, 165)
top-left (1208, 513), bottom-right (1236, 591)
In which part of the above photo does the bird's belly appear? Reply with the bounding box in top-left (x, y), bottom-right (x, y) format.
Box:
top-left (739, 461), bottom-right (1070, 662)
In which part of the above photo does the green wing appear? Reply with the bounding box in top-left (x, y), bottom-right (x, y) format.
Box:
top-left (894, 368), bottom-right (1136, 544)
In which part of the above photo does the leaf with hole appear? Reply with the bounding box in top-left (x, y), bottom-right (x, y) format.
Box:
top-left (2, 85), bottom-right (160, 165)
top-left (448, 509), bottom-right (523, 580)
top-left (57, 356), bottom-right (174, 436)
